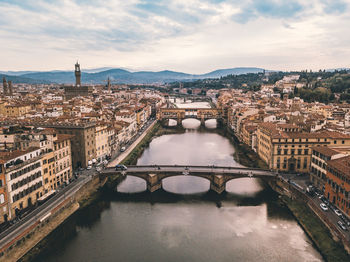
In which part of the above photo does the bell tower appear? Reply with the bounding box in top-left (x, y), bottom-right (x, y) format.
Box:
top-left (75, 61), bottom-right (81, 86)
top-left (2, 77), bottom-right (8, 95)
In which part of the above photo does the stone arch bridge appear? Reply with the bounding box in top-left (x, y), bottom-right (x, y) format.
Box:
top-left (157, 108), bottom-right (221, 126)
top-left (99, 165), bottom-right (277, 194)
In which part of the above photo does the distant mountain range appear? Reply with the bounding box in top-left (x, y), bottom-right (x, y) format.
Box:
top-left (0, 67), bottom-right (265, 85)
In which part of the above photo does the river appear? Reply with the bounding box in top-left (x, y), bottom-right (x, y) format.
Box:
top-left (32, 119), bottom-right (323, 262)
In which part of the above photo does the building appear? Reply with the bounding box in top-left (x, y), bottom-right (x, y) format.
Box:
top-left (0, 162), bottom-right (9, 223)
top-left (64, 62), bottom-right (93, 100)
top-left (257, 123), bottom-right (329, 172)
top-left (95, 123), bottom-right (109, 162)
top-left (46, 122), bottom-right (96, 168)
top-left (0, 103), bottom-right (31, 118)
top-left (53, 134), bottom-right (73, 188)
top-left (325, 155), bottom-right (350, 217)
top-left (0, 148), bottom-right (44, 220)
top-left (310, 147), bottom-right (346, 191)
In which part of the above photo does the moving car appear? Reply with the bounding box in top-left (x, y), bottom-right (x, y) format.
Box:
top-left (115, 164), bottom-right (127, 171)
top-left (320, 203), bottom-right (328, 211)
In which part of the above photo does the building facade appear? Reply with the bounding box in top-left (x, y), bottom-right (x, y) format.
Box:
top-left (325, 156), bottom-right (350, 217)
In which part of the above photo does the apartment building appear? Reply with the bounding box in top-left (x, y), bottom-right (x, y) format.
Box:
top-left (325, 155), bottom-right (350, 217)
top-left (0, 148), bottom-right (43, 220)
top-left (0, 103), bottom-right (31, 118)
top-left (44, 122), bottom-right (96, 168)
top-left (257, 123), bottom-right (329, 172)
top-left (53, 134), bottom-right (73, 188)
top-left (0, 163), bottom-right (9, 223)
top-left (95, 123), bottom-right (109, 162)
top-left (310, 147), bottom-right (346, 191)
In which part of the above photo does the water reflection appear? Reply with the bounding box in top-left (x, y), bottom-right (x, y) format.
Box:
top-left (162, 176), bottom-right (210, 194)
top-left (31, 122), bottom-right (323, 262)
top-left (117, 176), bottom-right (146, 193)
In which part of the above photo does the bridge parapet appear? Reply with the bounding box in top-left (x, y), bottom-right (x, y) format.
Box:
top-left (99, 165), bottom-right (276, 194)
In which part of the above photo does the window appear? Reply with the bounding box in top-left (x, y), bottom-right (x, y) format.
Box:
top-left (304, 149), bottom-right (309, 155)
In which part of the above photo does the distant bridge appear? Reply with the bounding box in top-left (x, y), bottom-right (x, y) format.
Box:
top-left (166, 95), bottom-right (211, 103)
top-left (99, 165), bottom-right (277, 194)
top-left (157, 108), bottom-right (221, 126)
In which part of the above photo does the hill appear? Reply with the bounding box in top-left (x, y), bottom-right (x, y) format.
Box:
top-left (2, 67), bottom-right (265, 84)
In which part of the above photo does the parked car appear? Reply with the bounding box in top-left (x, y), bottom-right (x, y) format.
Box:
top-left (320, 203), bottom-right (328, 211)
top-left (120, 147), bottom-right (126, 152)
top-left (87, 165), bottom-right (92, 170)
top-left (335, 209), bottom-right (342, 216)
top-left (115, 164), bottom-right (127, 171)
top-left (337, 221), bottom-right (347, 231)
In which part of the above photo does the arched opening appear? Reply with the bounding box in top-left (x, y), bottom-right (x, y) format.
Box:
top-left (117, 176), bottom-right (147, 193)
top-left (226, 178), bottom-right (263, 196)
top-left (182, 119), bottom-right (200, 129)
top-left (168, 119), bottom-right (178, 127)
top-left (162, 175), bottom-right (210, 194)
top-left (204, 119), bottom-right (217, 129)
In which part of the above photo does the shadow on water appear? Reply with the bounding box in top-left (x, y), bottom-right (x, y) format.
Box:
top-left (23, 200), bottom-right (112, 262)
top-left (28, 183), bottom-right (297, 262)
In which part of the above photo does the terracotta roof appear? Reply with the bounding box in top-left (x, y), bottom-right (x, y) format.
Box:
top-left (54, 134), bottom-right (74, 143)
top-left (311, 146), bottom-right (340, 157)
top-left (0, 147), bottom-right (40, 163)
top-left (327, 155), bottom-right (350, 178)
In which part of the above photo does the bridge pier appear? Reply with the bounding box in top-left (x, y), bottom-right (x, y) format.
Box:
top-left (200, 118), bottom-right (205, 127)
top-left (210, 175), bottom-right (226, 194)
top-left (146, 174), bottom-right (162, 192)
top-left (177, 118), bottom-right (183, 127)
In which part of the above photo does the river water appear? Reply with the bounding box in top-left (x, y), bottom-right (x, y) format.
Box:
top-left (32, 119), bottom-right (323, 262)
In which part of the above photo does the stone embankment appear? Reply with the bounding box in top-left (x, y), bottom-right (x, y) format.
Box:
top-left (269, 178), bottom-right (350, 261)
top-left (0, 176), bottom-right (102, 262)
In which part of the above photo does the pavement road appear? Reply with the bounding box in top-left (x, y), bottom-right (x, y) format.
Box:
top-left (0, 171), bottom-right (92, 250)
top-left (279, 173), bottom-right (350, 241)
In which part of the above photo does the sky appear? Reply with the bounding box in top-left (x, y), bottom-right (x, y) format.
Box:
top-left (0, 0), bottom-right (350, 73)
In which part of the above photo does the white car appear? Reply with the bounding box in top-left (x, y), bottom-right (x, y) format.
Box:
top-left (87, 165), bottom-right (92, 170)
top-left (320, 203), bottom-right (328, 211)
top-left (335, 209), bottom-right (342, 216)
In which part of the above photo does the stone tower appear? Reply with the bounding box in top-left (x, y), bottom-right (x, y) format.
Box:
top-left (75, 61), bottom-right (81, 86)
top-left (8, 80), bottom-right (13, 96)
top-left (107, 77), bottom-right (111, 91)
top-left (2, 77), bottom-right (8, 95)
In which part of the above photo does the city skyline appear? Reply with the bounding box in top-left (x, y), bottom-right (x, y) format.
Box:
top-left (1, 0), bottom-right (350, 73)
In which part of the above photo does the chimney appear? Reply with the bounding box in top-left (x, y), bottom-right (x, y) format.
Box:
top-left (2, 77), bottom-right (8, 95)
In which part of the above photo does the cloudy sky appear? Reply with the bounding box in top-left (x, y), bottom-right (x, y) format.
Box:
top-left (0, 0), bottom-right (349, 73)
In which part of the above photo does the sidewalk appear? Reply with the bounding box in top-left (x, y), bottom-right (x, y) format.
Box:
top-left (108, 121), bottom-right (156, 167)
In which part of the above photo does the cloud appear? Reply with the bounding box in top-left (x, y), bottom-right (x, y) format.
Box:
top-left (232, 0), bottom-right (305, 23)
top-left (0, 0), bottom-right (350, 72)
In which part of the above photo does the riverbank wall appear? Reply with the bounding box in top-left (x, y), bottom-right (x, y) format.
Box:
top-left (223, 123), bottom-right (350, 259)
top-left (269, 178), bottom-right (350, 260)
top-left (0, 175), bottom-right (102, 262)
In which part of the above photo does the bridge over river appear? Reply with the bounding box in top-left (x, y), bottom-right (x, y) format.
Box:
top-left (99, 165), bottom-right (277, 194)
